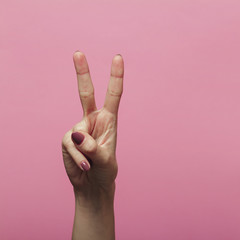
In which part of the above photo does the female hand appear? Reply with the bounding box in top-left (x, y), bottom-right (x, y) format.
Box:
top-left (61, 51), bottom-right (124, 240)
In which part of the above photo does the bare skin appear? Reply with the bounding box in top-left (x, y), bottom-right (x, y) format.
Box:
top-left (61, 51), bottom-right (124, 240)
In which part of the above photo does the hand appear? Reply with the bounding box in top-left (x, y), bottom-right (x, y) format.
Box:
top-left (61, 51), bottom-right (124, 200)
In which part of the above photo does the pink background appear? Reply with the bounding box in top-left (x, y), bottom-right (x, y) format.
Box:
top-left (1, 0), bottom-right (240, 239)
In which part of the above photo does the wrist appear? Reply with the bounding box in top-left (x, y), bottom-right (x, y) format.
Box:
top-left (72, 182), bottom-right (116, 240)
top-left (74, 182), bottom-right (115, 213)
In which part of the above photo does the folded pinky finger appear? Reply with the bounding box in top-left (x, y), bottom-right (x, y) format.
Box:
top-left (66, 144), bottom-right (91, 171)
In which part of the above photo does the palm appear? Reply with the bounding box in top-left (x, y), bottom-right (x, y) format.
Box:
top-left (62, 52), bottom-right (123, 192)
top-left (89, 109), bottom-right (117, 146)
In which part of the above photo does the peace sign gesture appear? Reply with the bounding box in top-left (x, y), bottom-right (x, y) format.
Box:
top-left (61, 51), bottom-right (124, 197)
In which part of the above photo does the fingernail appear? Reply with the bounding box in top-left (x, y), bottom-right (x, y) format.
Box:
top-left (80, 161), bottom-right (90, 171)
top-left (116, 54), bottom-right (122, 57)
top-left (71, 132), bottom-right (85, 145)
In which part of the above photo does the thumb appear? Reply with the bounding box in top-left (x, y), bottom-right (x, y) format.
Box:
top-left (71, 131), bottom-right (104, 166)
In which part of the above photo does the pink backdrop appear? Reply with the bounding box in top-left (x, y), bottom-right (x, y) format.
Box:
top-left (1, 0), bottom-right (240, 239)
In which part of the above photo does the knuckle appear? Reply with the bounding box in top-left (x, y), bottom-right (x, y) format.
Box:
top-left (79, 90), bottom-right (94, 99)
top-left (72, 120), bottom-right (87, 133)
top-left (61, 130), bottom-right (72, 150)
top-left (108, 89), bottom-right (122, 98)
top-left (84, 141), bottom-right (97, 155)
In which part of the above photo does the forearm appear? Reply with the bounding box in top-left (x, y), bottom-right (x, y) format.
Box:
top-left (72, 184), bottom-right (116, 240)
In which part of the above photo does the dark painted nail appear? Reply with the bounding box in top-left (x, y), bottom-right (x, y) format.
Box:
top-left (80, 161), bottom-right (90, 171)
top-left (71, 132), bottom-right (85, 145)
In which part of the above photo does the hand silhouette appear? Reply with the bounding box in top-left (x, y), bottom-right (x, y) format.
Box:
top-left (61, 51), bottom-right (124, 196)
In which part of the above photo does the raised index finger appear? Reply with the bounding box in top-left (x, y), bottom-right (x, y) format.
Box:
top-left (73, 51), bottom-right (97, 115)
top-left (104, 54), bottom-right (124, 115)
